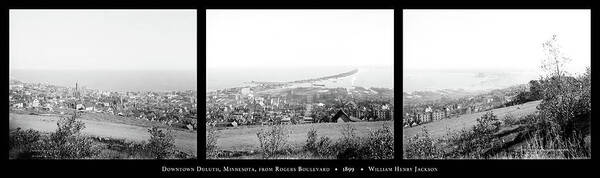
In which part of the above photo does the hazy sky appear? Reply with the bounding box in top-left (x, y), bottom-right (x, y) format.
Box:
top-left (206, 10), bottom-right (394, 69)
top-left (404, 10), bottom-right (590, 75)
top-left (10, 10), bottom-right (197, 71)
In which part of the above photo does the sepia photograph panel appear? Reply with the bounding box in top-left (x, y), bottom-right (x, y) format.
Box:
top-left (402, 9), bottom-right (591, 159)
top-left (206, 9), bottom-right (394, 160)
top-left (8, 9), bottom-right (198, 159)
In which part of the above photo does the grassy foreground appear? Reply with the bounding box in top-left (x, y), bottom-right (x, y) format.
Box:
top-left (207, 121), bottom-right (394, 159)
top-left (9, 112), bottom-right (195, 159)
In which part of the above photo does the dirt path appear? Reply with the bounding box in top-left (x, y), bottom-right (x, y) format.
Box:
top-left (402, 100), bottom-right (541, 146)
top-left (9, 113), bottom-right (197, 156)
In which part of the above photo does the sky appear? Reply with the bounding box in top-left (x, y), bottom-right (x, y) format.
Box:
top-left (403, 10), bottom-right (590, 75)
top-left (10, 10), bottom-right (197, 71)
top-left (206, 10), bottom-right (394, 69)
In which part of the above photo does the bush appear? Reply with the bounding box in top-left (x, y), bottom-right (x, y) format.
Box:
top-left (206, 126), bottom-right (218, 158)
top-left (502, 113), bottom-right (518, 126)
top-left (256, 124), bottom-right (289, 158)
top-left (9, 128), bottom-right (41, 159)
top-left (508, 126), bottom-right (590, 159)
top-left (363, 124), bottom-right (394, 159)
top-left (44, 136), bottom-right (97, 159)
top-left (42, 113), bottom-right (98, 159)
top-left (146, 126), bottom-right (175, 159)
top-left (406, 113), bottom-right (501, 159)
top-left (303, 127), bottom-right (333, 157)
top-left (340, 123), bottom-right (357, 140)
top-left (405, 127), bottom-right (442, 159)
top-left (50, 113), bottom-right (86, 144)
top-left (9, 128), bottom-right (41, 149)
top-left (333, 123), bottom-right (362, 159)
top-left (314, 137), bottom-right (333, 156)
top-left (9, 113), bottom-right (99, 159)
top-left (304, 127), bottom-right (318, 152)
top-left (333, 124), bottom-right (394, 159)
top-left (474, 112), bottom-right (501, 135)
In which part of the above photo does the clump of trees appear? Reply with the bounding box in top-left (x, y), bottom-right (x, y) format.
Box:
top-left (9, 113), bottom-right (98, 159)
top-left (303, 124), bottom-right (394, 159)
top-left (9, 112), bottom-right (185, 159)
top-left (534, 35), bottom-right (590, 145)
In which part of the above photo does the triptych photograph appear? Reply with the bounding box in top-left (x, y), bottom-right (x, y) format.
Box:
top-left (4, 2), bottom-right (593, 177)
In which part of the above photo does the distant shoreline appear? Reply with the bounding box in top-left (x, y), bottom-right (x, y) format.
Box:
top-left (10, 69), bottom-right (197, 92)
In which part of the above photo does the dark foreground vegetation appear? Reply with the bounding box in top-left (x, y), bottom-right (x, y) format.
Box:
top-left (405, 67), bottom-right (591, 159)
top-left (9, 112), bottom-right (193, 159)
top-left (207, 123), bottom-right (394, 159)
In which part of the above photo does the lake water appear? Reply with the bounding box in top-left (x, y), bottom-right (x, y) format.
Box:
top-left (403, 69), bottom-right (541, 92)
top-left (11, 68), bottom-right (535, 93)
top-left (206, 66), bottom-right (394, 91)
top-left (9, 69), bottom-right (197, 92)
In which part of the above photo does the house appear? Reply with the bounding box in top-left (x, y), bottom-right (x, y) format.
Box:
top-left (215, 121), bottom-right (236, 127)
top-left (42, 106), bottom-right (53, 112)
top-left (13, 103), bottom-right (24, 108)
top-left (281, 117), bottom-right (291, 124)
top-left (302, 116), bottom-right (314, 124)
top-left (76, 104), bottom-right (85, 111)
top-left (330, 110), bottom-right (361, 123)
top-left (32, 99), bottom-right (40, 108)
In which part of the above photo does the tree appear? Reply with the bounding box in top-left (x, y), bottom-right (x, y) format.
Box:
top-left (529, 80), bottom-right (543, 100)
top-left (541, 34), bottom-right (572, 85)
top-left (147, 126), bottom-right (175, 159)
top-left (536, 35), bottom-right (590, 139)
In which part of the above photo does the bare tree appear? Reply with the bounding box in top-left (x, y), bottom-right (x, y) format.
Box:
top-left (541, 34), bottom-right (572, 83)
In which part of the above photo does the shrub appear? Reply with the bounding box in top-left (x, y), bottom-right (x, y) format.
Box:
top-left (206, 126), bottom-right (218, 158)
top-left (327, 124), bottom-right (395, 159)
top-left (45, 136), bottom-right (97, 159)
top-left (333, 123), bottom-right (362, 159)
top-left (314, 137), bottom-right (333, 156)
top-left (502, 113), bottom-right (519, 126)
top-left (146, 126), bottom-right (175, 159)
top-left (340, 123), bottom-right (358, 140)
top-left (42, 112), bottom-right (98, 159)
top-left (9, 128), bottom-right (41, 149)
top-left (405, 127), bottom-right (442, 159)
top-left (473, 112), bottom-right (501, 135)
top-left (515, 127), bottom-right (590, 159)
top-left (303, 127), bottom-right (333, 157)
top-left (443, 128), bottom-right (493, 159)
top-left (537, 70), bottom-right (590, 138)
top-left (8, 128), bottom-right (41, 159)
top-left (50, 113), bottom-right (86, 144)
top-left (304, 127), bottom-right (318, 152)
top-left (363, 124), bottom-right (394, 159)
top-left (256, 124), bottom-right (289, 158)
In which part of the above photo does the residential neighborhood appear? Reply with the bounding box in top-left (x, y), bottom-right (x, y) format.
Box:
top-left (9, 79), bottom-right (198, 130)
top-left (402, 84), bottom-right (527, 127)
top-left (206, 85), bottom-right (394, 128)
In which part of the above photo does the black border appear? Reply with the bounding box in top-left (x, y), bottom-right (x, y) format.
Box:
top-left (3, 0), bottom-right (597, 177)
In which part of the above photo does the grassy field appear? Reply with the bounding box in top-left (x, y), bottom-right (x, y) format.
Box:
top-left (403, 100), bottom-right (541, 147)
top-left (215, 121), bottom-right (394, 153)
top-left (9, 113), bottom-right (197, 156)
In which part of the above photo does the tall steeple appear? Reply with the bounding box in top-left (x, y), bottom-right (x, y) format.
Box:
top-left (74, 82), bottom-right (79, 98)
